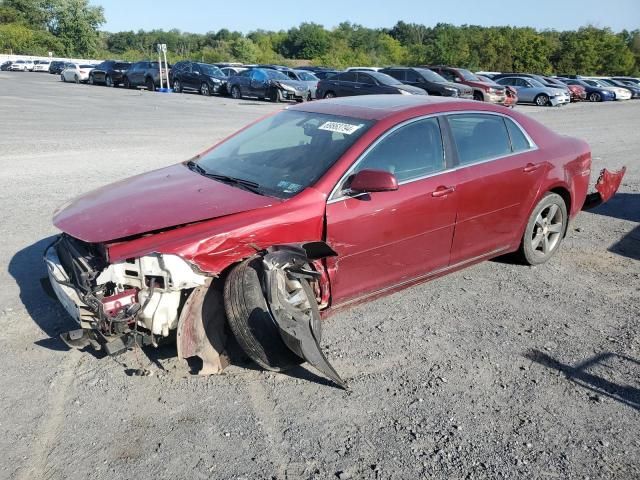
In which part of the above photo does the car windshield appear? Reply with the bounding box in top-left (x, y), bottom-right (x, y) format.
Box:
top-left (199, 64), bottom-right (223, 76)
top-left (296, 71), bottom-right (318, 81)
top-left (373, 73), bottom-right (402, 86)
top-left (194, 110), bottom-right (374, 199)
top-left (415, 68), bottom-right (447, 83)
top-left (265, 69), bottom-right (290, 80)
top-left (458, 68), bottom-right (480, 81)
top-left (586, 79), bottom-right (606, 88)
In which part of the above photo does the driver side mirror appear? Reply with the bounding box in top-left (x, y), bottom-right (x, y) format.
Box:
top-left (454, 77), bottom-right (462, 82)
top-left (349, 169), bottom-right (399, 194)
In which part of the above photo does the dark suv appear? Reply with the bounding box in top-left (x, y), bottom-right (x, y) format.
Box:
top-left (380, 67), bottom-right (473, 98)
top-left (170, 61), bottom-right (227, 96)
top-left (427, 66), bottom-right (506, 104)
top-left (88, 60), bottom-right (132, 87)
top-left (49, 61), bottom-right (66, 74)
top-left (316, 71), bottom-right (426, 98)
top-left (122, 61), bottom-right (171, 91)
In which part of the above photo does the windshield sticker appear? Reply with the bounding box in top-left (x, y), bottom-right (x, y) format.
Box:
top-left (318, 121), bottom-right (364, 135)
top-left (277, 181), bottom-right (303, 193)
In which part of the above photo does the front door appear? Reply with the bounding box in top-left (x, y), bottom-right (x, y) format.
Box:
top-left (325, 117), bottom-right (459, 305)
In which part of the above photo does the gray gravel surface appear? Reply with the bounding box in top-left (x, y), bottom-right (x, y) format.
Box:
top-left (0, 72), bottom-right (638, 480)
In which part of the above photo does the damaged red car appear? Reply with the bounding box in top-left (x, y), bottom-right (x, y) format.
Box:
top-left (45, 95), bottom-right (625, 388)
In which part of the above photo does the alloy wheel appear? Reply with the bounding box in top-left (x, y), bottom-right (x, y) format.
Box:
top-left (531, 204), bottom-right (564, 256)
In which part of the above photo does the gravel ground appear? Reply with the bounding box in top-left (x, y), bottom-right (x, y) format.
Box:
top-left (0, 72), bottom-right (638, 480)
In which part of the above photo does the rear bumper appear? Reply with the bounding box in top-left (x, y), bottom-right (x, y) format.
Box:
top-left (582, 168), bottom-right (627, 210)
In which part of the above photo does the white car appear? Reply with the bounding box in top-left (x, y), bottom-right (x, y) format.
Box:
top-left (60, 64), bottom-right (94, 83)
top-left (33, 61), bottom-right (51, 72)
top-left (584, 78), bottom-right (632, 100)
top-left (24, 60), bottom-right (35, 71)
top-left (9, 60), bottom-right (28, 71)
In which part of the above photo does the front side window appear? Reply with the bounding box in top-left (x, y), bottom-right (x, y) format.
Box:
top-left (351, 117), bottom-right (445, 183)
top-left (196, 111), bottom-right (374, 199)
top-left (357, 73), bottom-right (376, 85)
top-left (448, 114), bottom-right (512, 165)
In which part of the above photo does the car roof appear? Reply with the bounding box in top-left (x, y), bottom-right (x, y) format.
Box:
top-left (289, 95), bottom-right (482, 121)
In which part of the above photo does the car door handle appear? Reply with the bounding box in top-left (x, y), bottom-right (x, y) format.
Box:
top-left (431, 186), bottom-right (455, 197)
top-left (523, 163), bottom-right (541, 173)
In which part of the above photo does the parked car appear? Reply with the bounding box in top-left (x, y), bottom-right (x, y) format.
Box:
top-left (556, 78), bottom-right (615, 102)
top-left (380, 67), bottom-right (473, 98)
top-left (9, 60), bottom-right (28, 71)
top-left (427, 66), bottom-right (506, 103)
top-left (611, 76), bottom-right (640, 87)
top-left (49, 60), bottom-right (67, 74)
top-left (316, 71), bottom-right (426, 98)
top-left (266, 68), bottom-right (320, 99)
top-left (298, 67), bottom-right (341, 80)
top-left (597, 78), bottom-right (640, 99)
top-left (45, 95), bottom-right (625, 387)
top-left (60, 63), bottom-right (94, 83)
top-left (24, 60), bottom-right (35, 71)
top-left (123, 61), bottom-right (171, 91)
top-left (226, 68), bottom-right (310, 102)
top-left (582, 78), bottom-right (631, 100)
top-left (476, 75), bottom-right (519, 107)
top-left (345, 66), bottom-right (381, 72)
top-left (88, 60), bottom-right (131, 87)
top-left (493, 73), bottom-right (571, 97)
top-left (170, 61), bottom-right (227, 96)
top-left (542, 76), bottom-right (586, 102)
top-left (33, 60), bottom-right (51, 72)
top-left (495, 77), bottom-right (570, 106)
top-left (1, 61), bottom-right (12, 71)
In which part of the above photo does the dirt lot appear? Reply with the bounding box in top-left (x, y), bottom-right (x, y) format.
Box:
top-left (0, 72), bottom-right (638, 480)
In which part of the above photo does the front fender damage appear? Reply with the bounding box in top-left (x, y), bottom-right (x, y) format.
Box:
top-left (582, 167), bottom-right (626, 210)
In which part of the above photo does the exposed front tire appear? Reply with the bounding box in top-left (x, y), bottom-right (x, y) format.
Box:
top-left (519, 193), bottom-right (568, 265)
top-left (230, 85), bottom-right (242, 99)
top-left (200, 82), bottom-right (211, 96)
top-left (535, 94), bottom-right (550, 106)
top-left (473, 91), bottom-right (484, 101)
top-left (88, 74), bottom-right (94, 85)
top-left (173, 79), bottom-right (182, 93)
top-left (74, 74), bottom-right (79, 84)
top-left (269, 88), bottom-right (283, 103)
top-left (105, 75), bottom-right (113, 87)
top-left (223, 257), bottom-right (304, 371)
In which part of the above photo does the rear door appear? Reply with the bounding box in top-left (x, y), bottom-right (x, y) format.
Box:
top-left (445, 112), bottom-right (546, 263)
top-left (325, 116), bottom-right (460, 304)
top-left (336, 72), bottom-right (357, 96)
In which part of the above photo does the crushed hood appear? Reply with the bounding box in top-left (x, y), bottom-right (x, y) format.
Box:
top-left (53, 163), bottom-right (279, 243)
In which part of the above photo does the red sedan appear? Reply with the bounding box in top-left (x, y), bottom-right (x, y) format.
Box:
top-left (46, 95), bottom-right (624, 388)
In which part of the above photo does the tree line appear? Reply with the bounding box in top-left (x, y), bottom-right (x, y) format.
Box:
top-left (1, 0), bottom-right (639, 75)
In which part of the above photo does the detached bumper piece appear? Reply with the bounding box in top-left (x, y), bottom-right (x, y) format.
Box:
top-left (583, 167), bottom-right (626, 210)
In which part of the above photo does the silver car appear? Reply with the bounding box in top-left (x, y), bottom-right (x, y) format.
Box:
top-left (496, 76), bottom-right (570, 106)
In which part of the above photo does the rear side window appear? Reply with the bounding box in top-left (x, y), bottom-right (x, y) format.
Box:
top-left (338, 72), bottom-right (357, 82)
top-left (353, 118), bottom-right (445, 182)
top-left (505, 118), bottom-right (532, 152)
top-left (448, 114), bottom-right (512, 165)
top-left (386, 70), bottom-right (405, 81)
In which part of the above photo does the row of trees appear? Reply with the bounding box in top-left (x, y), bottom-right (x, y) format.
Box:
top-left (1, 0), bottom-right (639, 75)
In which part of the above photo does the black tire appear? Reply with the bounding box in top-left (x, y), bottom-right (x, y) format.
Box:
top-left (88, 74), bottom-right (94, 85)
top-left (535, 94), bottom-right (550, 106)
top-left (105, 75), bottom-right (113, 87)
top-left (323, 91), bottom-right (336, 99)
top-left (230, 85), bottom-right (242, 99)
top-left (473, 91), bottom-right (484, 101)
top-left (61, 74), bottom-right (66, 82)
top-left (589, 92), bottom-right (601, 102)
top-left (200, 82), bottom-right (211, 96)
top-left (123, 76), bottom-right (131, 89)
top-left (173, 79), bottom-right (182, 93)
top-left (224, 257), bottom-right (304, 371)
top-left (519, 193), bottom-right (568, 265)
top-left (74, 74), bottom-right (79, 84)
top-left (146, 77), bottom-right (155, 92)
top-left (269, 88), bottom-right (282, 103)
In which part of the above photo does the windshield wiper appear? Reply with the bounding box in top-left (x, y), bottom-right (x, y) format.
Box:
top-left (186, 160), bottom-right (264, 195)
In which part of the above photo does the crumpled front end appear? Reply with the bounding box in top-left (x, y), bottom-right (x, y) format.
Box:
top-left (45, 234), bottom-right (210, 356)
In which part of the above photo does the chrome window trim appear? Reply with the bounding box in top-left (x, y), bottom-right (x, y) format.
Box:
top-left (327, 110), bottom-right (538, 204)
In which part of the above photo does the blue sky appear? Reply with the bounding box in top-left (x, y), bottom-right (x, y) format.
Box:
top-left (93, 0), bottom-right (640, 33)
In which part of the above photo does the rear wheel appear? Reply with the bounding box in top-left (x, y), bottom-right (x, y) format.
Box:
top-left (88, 74), bottom-right (94, 85)
top-left (173, 79), bottom-right (182, 93)
top-left (123, 77), bottom-right (131, 89)
top-left (60, 74), bottom-right (66, 82)
top-left (146, 77), bottom-right (155, 92)
top-left (224, 257), bottom-right (304, 371)
top-left (519, 193), bottom-right (568, 265)
top-left (535, 94), bottom-right (549, 106)
top-left (105, 75), bottom-right (113, 87)
top-left (323, 91), bottom-right (336, 99)
top-left (589, 92), bottom-right (601, 102)
top-left (230, 85), bottom-right (242, 99)
top-left (74, 74), bottom-right (79, 84)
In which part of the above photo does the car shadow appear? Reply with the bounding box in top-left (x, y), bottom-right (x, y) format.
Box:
top-left (524, 349), bottom-right (640, 411)
top-left (585, 193), bottom-right (640, 261)
top-left (8, 236), bottom-right (77, 351)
